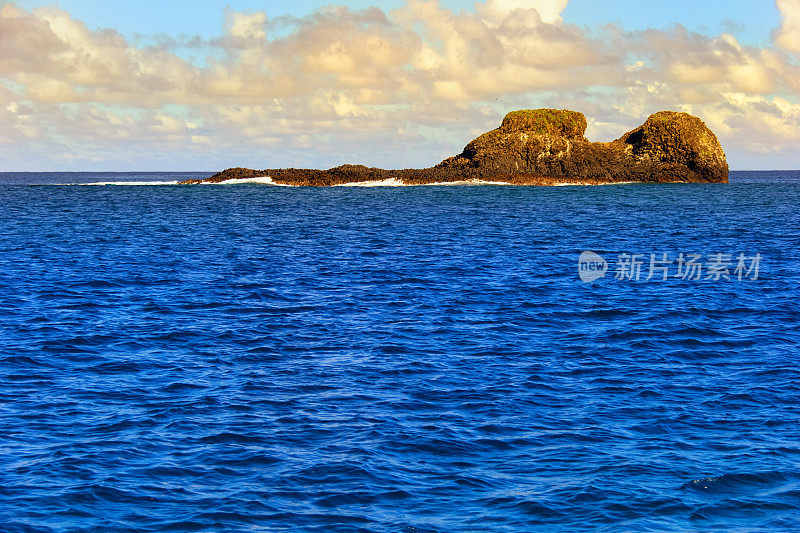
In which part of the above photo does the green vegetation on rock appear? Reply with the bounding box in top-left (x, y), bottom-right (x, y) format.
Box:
top-left (500, 109), bottom-right (587, 138)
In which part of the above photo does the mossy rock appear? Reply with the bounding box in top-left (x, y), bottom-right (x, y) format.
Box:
top-left (500, 109), bottom-right (587, 138)
top-left (618, 111), bottom-right (727, 179)
top-left (462, 109), bottom-right (585, 159)
top-left (201, 167), bottom-right (265, 183)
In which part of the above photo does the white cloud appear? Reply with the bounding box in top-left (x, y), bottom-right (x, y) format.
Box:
top-left (2, 1), bottom-right (800, 170)
top-left (226, 10), bottom-right (267, 40)
top-left (776, 0), bottom-right (800, 54)
top-left (479, 0), bottom-right (570, 24)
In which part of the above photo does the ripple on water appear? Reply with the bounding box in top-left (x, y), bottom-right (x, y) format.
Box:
top-left (0, 177), bottom-right (799, 531)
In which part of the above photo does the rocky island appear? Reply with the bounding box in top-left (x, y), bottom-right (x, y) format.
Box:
top-left (180, 109), bottom-right (728, 186)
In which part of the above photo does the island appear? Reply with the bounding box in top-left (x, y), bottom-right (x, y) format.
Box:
top-left (179, 109), bottom-right (729, 186)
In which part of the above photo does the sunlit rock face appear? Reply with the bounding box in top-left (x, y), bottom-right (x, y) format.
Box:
top-left (440, 109), bottom-right (729, 184)
top-left (616, 111), bottom-right (729, 183)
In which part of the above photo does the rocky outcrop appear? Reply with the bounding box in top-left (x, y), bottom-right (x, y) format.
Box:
top-left (181, 109), bottom-right (728, 186)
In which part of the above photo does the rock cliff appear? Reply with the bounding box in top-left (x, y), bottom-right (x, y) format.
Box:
top-left (181, 109), bottom-right (728, 185)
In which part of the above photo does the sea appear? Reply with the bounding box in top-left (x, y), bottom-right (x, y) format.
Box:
top-left (1, 171), bottom-right (799, 532)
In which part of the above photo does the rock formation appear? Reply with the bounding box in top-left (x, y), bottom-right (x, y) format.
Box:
top-left (180, 109), bottom-right (728, 186)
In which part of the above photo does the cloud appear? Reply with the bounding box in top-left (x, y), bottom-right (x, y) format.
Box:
top-left (226, 10), bottom-right (267, 40)
top-left (776, 0), bottom-right (800, 54)
top-left (478, 0), bottom-right (569, 24)
top-left (1, 0), bottom-right (800, 170)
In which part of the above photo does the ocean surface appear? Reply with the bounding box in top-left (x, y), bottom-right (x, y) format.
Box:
top-left (1, 171), bottom-right (799, 532)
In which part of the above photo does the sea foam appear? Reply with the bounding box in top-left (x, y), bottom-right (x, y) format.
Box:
top-left (51, 180), bottom-right (180, 186)
top-left (208, 176), bottom-right (296, 186)
top-left (335, 178), bottom-right (513, 187)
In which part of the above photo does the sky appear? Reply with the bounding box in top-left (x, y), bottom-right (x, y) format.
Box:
top-left (1, 0), bottom-right (798, 170)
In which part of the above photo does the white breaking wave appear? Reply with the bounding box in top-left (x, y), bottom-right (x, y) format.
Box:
top-left (52, 176), bottom-right (289, 186)
top-left (553, 181), bottom-right (638, 186)
top-left (201, 177), bottom-right (634, 187)
top-left (48, 180), bottom-right (180, 186)
top-left (336, 178), bottom-right (407, 187)
top-left (207, 176), bottom-right (297, 186)
top-left (46, 176), bottom-right (640, 187)
top-left (425, 179), bottom-right (513, 186)
top-left (335, 178), bottom-right (513, 187)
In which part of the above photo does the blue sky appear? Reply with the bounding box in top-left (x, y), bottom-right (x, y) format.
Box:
top-left (2, 1), bottom-right (799, 170)
top-left (16, 0), bottom-right (780, 44)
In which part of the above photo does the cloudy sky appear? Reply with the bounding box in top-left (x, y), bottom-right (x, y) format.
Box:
top-left (1, 0), bottom-right (799, 170)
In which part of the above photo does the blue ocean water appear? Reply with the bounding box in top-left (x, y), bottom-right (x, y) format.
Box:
top-left (1, 171), bottom-right (799, 532)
